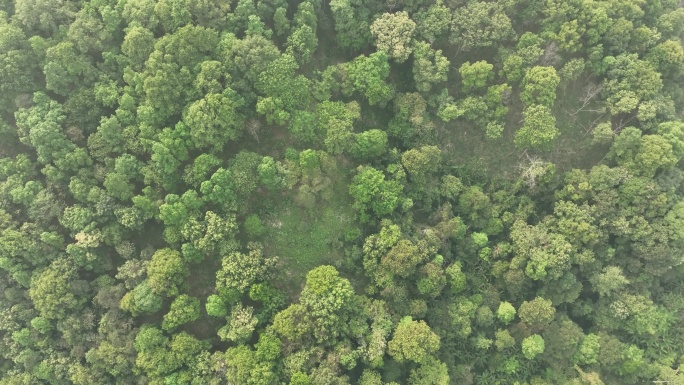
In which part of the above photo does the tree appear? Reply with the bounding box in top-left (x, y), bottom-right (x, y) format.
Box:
top-left (29, 258), bottom-right (85, 320)
top-left (412, 42), bottom-right (449, 93)
top-left (215, 242), bottom-right (277, 297)
top-left (199, 168), bottom-right (237, 211)
top-left (575, 333), bottom-right (601, 365)
top-left (153, 0), bottom-right (192, 32)
top-left (0, 19), bottom-right (39, 113)
top-left (542, 316), bottom-right (585, 368)
top-left (446, 262), bottom-right (467, 293)
top-left (633, 134), bottom-right (678, 177)
top-left (147, 248), bottom-right (188, 297)
top-left (515, 105), bottom-right (559, 150)
top-left (343, 52), bottom-right (394, 106)
top-left (13, 0), bottom-right (74, 35)
top-left (221, 35), bottom-right (277, 101)
top-left (298, 265), bottom-right (357, 344)
top-left (318, 101), bottom-right (360, 155)
top-left (590, 266), bottom-right (629, 296)
top-left (256, 54), bottom-right (311, 113)
top-left (218, 303), bottom-right (258, 343)
top-left (408, 357), bottom-right (450, 385)
top-left (205, 294), bottom-right (227, 317)
top-left (43, 41), bottom-right (98, 96)
top-left (460, 61), bottom-right (494, 92)
top-left (518, 297), bottom-right (556, 331)
top-left (522, 334), bottom-right (545, 360)
top-left (497, 302), bottom-right (516, 324)
top-left (401, 146), bottom-right (441, 184)
top-left (183, 90), bottom-right (245, 152)
top-left (224, 344), bottom-right (279, 384)
top-left (329, 0), bottom-right (375, 50)
top-left (449, 0), bottom-right (514, 51)
top-left (162, 295), bottom-right (200, 331)
top-left (413, 0), bottom-right (450, 43)
top-left (603, 54), bottom-right (662, 115)
top-left (647, 39), bottom-right (684, 75)
top-left (388, 316), bottom-right (440, 363)
top-left (520, 66), bottom-right (560, 107)
top-left (121, 27), bottom-right (154, 70)
top-left (15, 93), bottom-right (75, 166)
top-left (120, 280), bottom-right (164, 316)
top-left (495, 329), bottom-right (515, 351)
top-left (243, 214), bottom-right (266, 239)
top-left (370, 12), bottom-right (416, 63)
top-left (287, 25), bottom-right (317, 64)
top-left (352, 129), bottom-right (388, 160)
top-left (381, 239), bottom-right (426, 278)
top-left (349, 166), bottom-right (404, 222)
top-left (67, 6), bottom-right (114, 54)
top-left (229, 151), bottom-right (263, 198)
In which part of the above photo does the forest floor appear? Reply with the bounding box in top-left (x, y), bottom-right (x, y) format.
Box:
top-left (438, 77), bottom-right (610, 180)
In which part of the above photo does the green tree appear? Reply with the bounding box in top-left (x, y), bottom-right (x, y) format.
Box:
top-left (520, 66), bottom-right (560, 107)
top-left (205, 294), bottom-right (227, 317)
top-left (413, 0), bottom-right (450, 43)
top-left (408, 357), bottom-right (450, 385)
top-left (218, 303), bottom-right (258, 343)
top-left (370, 12), bottom-right (416, 63)
top-left (450, 0), bottom-right (514, 51)
top-left (286, 25), bottom-right (317, 64)
top-left (497, 302), bottom-right (516, 324)
top-left (244, 214), bottom-right (266, 239)
top-left (14, 0), bottom-right (74, 35)
top-left (343, 52), bottom-right (394, 106)
top-left (522, 334), bottom-right (545, 360)
top-left (0, 19), bottom-right (39, 113)
top-left (120, 280), bottom-right (164, 316)
top-left (29, 258), bottom-right (85, 320)
top-left (647, 39), bottom-right (684, 75)
top-left (412, 42), bottom-right (449, 93)
top-left (515, 105), bottom-right (559, 150)
top-left (298, 265), bottom-right (357, 344)
top-left (329, 0), bottom-right (375, 50)
top-left (381, 239), bottom-right (427, 279)
top-left (519, 297), bottom-right (556, 332)
top-left (353, 129), bottom-right (389, 160)
top-left (256, 54), bottom-right (311, 112)
top-left (401, 146), bottom-right (441, 184)
top-left (495, 329), bottom-right (515, 351)
top-left (183, 90), bottom-right (245, 152)
top-left (388, 316), bottom-right (440, 363)
top-left (603, 54), bottom-right (662, 115)
top-left (460, 61), bottom-right (494, 92)
top-left (147, 248), bottom-right (188, 297)
top-left (590, 266), bottom-right (629, 296)
top-left (162, 295), bottom-right (200, 331)
top-left (216, 242), bottom-right (277, 297)
top-left (349, 166), bottom-right (404, 222)
top-left (575, 333), bottom-right (601, 365)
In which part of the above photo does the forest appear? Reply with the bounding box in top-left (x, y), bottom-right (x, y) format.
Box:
top-left (0, 0), bottom-right (684, 383)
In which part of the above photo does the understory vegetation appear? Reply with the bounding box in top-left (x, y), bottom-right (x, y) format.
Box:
top-left (1, 0), bottom-right (684, 384)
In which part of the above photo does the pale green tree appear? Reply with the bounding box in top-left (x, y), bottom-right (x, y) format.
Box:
top-left (370, 12), bottom-right (416, 63)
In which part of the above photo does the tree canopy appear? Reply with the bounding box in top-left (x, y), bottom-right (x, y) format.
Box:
top-left (0, 0), bottom-right (683, 384)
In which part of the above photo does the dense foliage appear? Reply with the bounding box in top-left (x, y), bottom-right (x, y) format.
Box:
top-left (0, 0), bottom-right (683, 384)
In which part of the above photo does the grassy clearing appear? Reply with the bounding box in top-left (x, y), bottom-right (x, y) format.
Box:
top-left (262, 180), bottom-right (355, 297)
